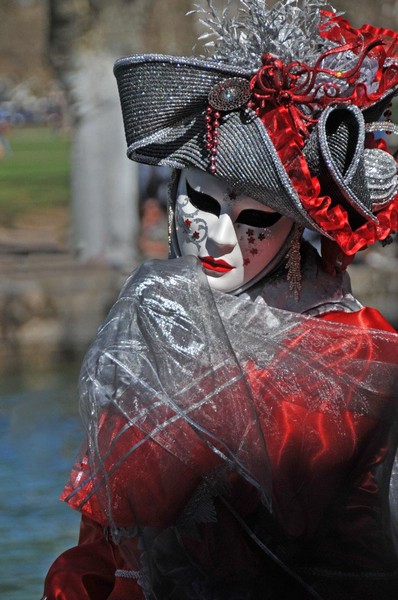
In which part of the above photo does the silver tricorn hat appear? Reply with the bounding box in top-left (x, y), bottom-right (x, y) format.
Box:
top-left (114, 2), bottom-right (398, 255)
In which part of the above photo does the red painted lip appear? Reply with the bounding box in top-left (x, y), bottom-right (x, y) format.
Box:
top-left (199, 256), bottom-right (235, 273)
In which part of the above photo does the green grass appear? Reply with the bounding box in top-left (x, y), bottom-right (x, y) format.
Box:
top-left (0, 127), bottom-right (70, 226)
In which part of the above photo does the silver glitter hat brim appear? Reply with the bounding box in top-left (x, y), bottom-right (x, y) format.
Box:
top-left (113, 54), bottom-right (398, 235)
top-left (114, 53), bottom-right (324, 232)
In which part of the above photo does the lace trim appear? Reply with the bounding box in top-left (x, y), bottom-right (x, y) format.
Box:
top-left (115, 569), bottom-right (139, 579)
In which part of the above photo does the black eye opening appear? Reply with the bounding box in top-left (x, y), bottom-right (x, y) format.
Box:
top-left (186, 181), bottom-right (221, 217)
top-left (185, 180), bottom-right (282, 228)
top-left (236, 209), bottom-right (282, 228)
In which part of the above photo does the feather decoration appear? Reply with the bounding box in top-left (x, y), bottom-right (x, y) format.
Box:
top-left (189, 0), bottom-right (342, 70)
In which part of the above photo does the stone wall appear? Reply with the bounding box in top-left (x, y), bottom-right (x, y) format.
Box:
top-left (0, 254), bottom-right (123, 374)
top-left (1, 250), bottom-right (397, 375)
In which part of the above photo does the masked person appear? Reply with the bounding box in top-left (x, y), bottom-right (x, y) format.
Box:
top-left (43, 2), bottom-right (398, 599)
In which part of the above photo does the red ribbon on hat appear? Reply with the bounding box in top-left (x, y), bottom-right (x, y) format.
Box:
top-left (247, 12), bottom-right (398, 261)
top-left (249, 38), bottom-right (385, 140)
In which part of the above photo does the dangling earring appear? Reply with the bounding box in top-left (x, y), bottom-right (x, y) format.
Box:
top-left (286, 225), bottom-right (303, 301)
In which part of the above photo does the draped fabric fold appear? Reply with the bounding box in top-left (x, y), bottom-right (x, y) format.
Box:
top-left (61, 257), bottom-right (398, 599)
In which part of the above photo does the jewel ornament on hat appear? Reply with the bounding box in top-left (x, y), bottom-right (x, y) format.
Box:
top-left (207, 77), bottom-right (252, 173)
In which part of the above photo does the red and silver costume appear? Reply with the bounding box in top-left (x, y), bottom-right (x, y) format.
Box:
top-left (44, 2), bottom-right (398, 598)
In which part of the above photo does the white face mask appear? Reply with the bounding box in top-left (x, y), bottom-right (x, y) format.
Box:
top-left (174, 168), bottom-right (294, 293)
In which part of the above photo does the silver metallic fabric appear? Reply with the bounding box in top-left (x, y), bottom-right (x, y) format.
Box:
top-left (64, 256), bottom-right (398, 598)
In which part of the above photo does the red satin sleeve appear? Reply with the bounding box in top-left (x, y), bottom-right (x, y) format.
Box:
top-left (316, 306), bottom-right (397, 333)
top-left (43, 515), bottom-right (144, 600)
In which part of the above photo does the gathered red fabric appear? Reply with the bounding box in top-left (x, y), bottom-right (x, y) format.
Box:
top-left (255, 100), bottom-right (398, 257)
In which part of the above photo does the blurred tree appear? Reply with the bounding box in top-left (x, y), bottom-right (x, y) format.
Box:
top-left (0, 0), bottom-right (50, 85)
top-left (48, 0), bottom-right (196, 268)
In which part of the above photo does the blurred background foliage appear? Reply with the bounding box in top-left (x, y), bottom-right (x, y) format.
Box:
top-left (0, 128), bottom-right (69, 226)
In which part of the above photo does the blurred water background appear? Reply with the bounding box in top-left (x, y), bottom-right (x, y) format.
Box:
top-left (0, 365), bottom-right (82, 600)
top-left (0, 366), bottom-right (82, 599)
